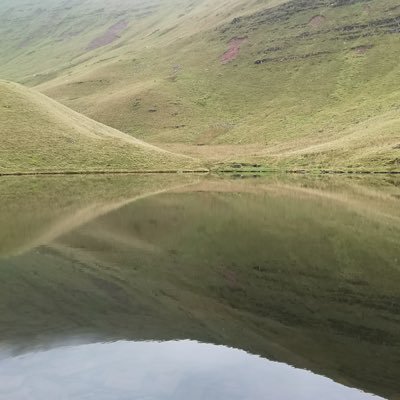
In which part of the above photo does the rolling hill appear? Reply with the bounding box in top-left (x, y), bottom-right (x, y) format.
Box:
top-left (0, 80), bottom-right (202, 174)
top-left (0, 0), bottom-right (399, 171)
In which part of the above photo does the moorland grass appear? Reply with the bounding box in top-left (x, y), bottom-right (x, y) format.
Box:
top-left (0, 0), bottom-right (399, 171)
top-left (0, 81), bottom-right (204, 174)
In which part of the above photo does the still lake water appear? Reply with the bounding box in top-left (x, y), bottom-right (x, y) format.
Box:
top-left (0, 174), bottom-right (399, 400)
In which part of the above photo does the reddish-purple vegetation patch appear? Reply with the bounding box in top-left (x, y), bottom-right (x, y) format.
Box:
top-left (220, 37), bottom-right (247, 64)
top-left (86, 20), bottom-right (129, 51)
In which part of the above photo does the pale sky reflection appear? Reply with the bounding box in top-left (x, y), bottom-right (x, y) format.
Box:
top-left (0, 340), bottom-right (385, 400)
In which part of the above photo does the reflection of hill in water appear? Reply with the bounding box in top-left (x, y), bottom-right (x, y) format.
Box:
top-left (0, 175), bottom-right (399, 399)
top-left (0, 174), bottom-right (198, 256)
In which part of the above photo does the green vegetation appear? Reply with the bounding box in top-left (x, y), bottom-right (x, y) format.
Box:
top-left (0, 81), bottom-right (203, 173)
top-left (0, 175), bottom-right (399, 398)
top-left (1, 0), bottom-right (398, 171)
top-left (1, 2), bottom-right (399, 395)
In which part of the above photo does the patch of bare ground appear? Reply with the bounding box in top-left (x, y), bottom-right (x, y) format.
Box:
top-left (221, 37), bottom-right (247, 64)
top-left (363, 4), bottom-right (372, 14)
top-left (351, 44), bottom-right (374, 54)
top-left (86, 20), bottom-right (129, 51)
top-left (308, 15), bottom-right (327, 28)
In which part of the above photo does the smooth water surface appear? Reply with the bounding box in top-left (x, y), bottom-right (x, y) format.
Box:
top-left (0, 340), bottom-right (384, 400)
top-left (0, 174), bottom-right (399, 399)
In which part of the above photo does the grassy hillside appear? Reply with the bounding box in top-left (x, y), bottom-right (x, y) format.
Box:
top-left (0, 0), bottom-right (265, 83)
top-left (0, 80), bottom-right (202, 173)
top-left (0, 0), bottom-right (399, 171)
top-left (0, 175), bottom-right (399, 398)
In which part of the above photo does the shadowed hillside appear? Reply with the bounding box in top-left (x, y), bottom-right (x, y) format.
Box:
top-left (0, 80), bottom-right (202, 173)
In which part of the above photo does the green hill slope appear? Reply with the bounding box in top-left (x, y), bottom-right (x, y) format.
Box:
top-left (0, 0), bottom-right (257, 83)
top-left (0, 0), bottom-right (399, 171)
top-left (0, 81), bottom-right (201, 173)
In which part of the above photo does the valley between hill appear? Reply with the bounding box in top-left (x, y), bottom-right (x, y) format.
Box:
top-left (0, 0), bottom-right (399, 172)
top-left (0, 80), bottom-right (203, 174)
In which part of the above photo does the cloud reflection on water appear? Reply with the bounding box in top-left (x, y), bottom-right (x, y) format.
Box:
top-left (0, 340), bottom-right (384, 400)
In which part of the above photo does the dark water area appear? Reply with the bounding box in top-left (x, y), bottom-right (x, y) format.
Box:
top-left (0, 174), bottom-right (399, 400)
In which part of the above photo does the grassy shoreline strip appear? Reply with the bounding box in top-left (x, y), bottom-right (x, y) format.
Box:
top-left (2, 169), bottom-right (399, 177)
top-left (0, 169), bottom-right (210, 177)
top-left (216, 169), bottom-right (400, 175)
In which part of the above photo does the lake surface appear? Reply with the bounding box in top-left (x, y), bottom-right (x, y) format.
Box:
top-left (0, 174), bottom-right (399, 400)
top-left (0, 340), bottom-right (384, 400)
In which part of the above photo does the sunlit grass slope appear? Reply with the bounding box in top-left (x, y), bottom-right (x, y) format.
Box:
top-left (0, 81), bottom-right (202, 173)
top-left (0, 0), bottom-right (399, 170)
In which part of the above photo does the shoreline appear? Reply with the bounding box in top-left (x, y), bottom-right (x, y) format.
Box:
top-left (1, 169), bottom-right (399, 177)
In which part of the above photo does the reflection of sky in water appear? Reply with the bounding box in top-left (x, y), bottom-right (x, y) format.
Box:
top-left (0, 340), bottom-right (384, 400)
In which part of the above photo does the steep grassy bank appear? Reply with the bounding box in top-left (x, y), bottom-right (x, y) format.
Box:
top-left (0, 81), bottom-right (202, 173)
